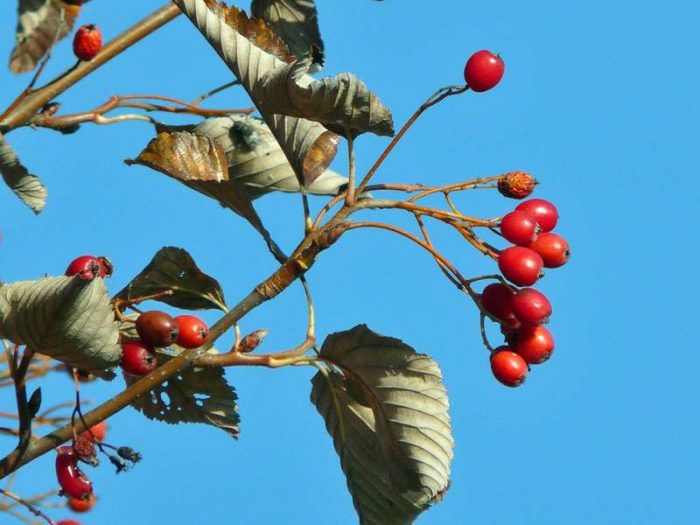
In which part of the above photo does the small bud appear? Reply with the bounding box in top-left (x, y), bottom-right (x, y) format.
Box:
top-left (238, 329), bottom-right (269, 353)
top-left (497, 171), bottom-right (538, 199)
top-left (27, 387), bottom-right (42, 418)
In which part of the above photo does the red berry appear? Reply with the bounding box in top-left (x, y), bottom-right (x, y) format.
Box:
top-left (135, 311), bottom-right (179, 348)
top-left (55, 447), bottom-right (93, 499)
top-left (511, 288), bottom-right (552, 325)
top-left (65, 255), bottom-right (111, 280)
top-left (498, 247), bottom-right (544, 286)
top-left (490, 348), bottom-right (528, 387)
top-left (175, 315), bottom-right (210, 349)
top-left (68, 492), bottom-right (96, 513)
top-left (80, 420), bottom-right (107, 442)
top-left (57, 521), bottom-right (83, 525)
top-left (497, 171), bottom-right (538, 199)
top-left (120, 340), bottom-right (157, 376)
top-left (530, 232), bottom-right (570, 268)
top-left (464, 50), bottom-right (505, 92)
top-left (516, 199), bottom-right (559, 232)
top-left (500, 210), bottom-right (540, 246)
top-left (73, 24), bottom-right (102, 62)
top-left (479, 283), bottom-right (518, 326)
top-left (514, 325), bottom-right (554, 364)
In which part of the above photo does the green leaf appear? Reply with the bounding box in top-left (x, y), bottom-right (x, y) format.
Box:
top-left (255, 54), bottom-right (395, 138)
top-left (0, 133), bottom-right (47, 213)
top-left (310, 325), bottom-right (453, 525)
top-left (0, 276), bottom-right (121, 374)
top-left (114, 246), bottom-right (227, 312)
top-left (126, 350), bottom-right (240, 439)
top-left (251, 0), bottom-right (325, 68)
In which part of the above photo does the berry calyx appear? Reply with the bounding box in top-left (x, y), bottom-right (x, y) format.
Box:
top-left (175, 315), bottom-right (210, 349)
top-left (497, 171), bottom-right (538, 199)
top-left (490, 348), bottom-right (528, 387)
top-left (55, 447), bottom-right (93, 499)
top-left (500, 210), bottom-right (540, 246)
top-left (135, 310), bottom-right (179, 348)
top-left (530, 232), bottom-right (570, 268)
top-left (516, 199), bottom-right (559, 232)
top-left (479, 283), bottom-right (518, 326)
top-left (511, 288), bottom-right (552, 325)
top-left (498, 247), bottom-right (544, 286)
top-left (514, 325), bottom-right (554, 364)
top-left (73, 24), bottom-right (102, 62)
top-left (72, 436), bottom-right (97, 465)
top-left (68, 492), bottom-right (96, 513)
top-left (464, 50), bottom-right (505, 92)
top-left (120, 340), bottom-right (157, 376)
top-left (80, 420), bottom-right (107, 442)
top-left (65, 255), bottom-right (111, 280)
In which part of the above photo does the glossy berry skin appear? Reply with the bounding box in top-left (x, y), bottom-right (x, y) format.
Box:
top-left (73, 24), bottom-right (102, 62)
top-left (511, 288), bottom-right (552, 325)
top-left (464, 50), bottom-right (505, 92)
top-left (515, 325), bottom-right (554, 364)
top-left (479, 283), bottom-right (518, 327)
top-left (120, 340), bottom-right (157, 376)
top-left (516, 199), bottom-right (559, 232)
top-left (175, 315), bottom-right (210, 349)
top-left (135, 311), bottom-right (179, 348)
top-left (530, 232), bottom-right (570, 268)
top-left (68, 493), bottom-right (96, 513)
top-left (65, 255), bottom-right (109, 280)
top-left (498, 247), bottom-right (544, 286)
top-left (490, 348), bottom-right (528, 387)
top-left (500, 210), bottom-right (540, 246)
top-left (81, 420), bottom-right (107, 442)
top-left (55, 447), bottom-right (93, 499)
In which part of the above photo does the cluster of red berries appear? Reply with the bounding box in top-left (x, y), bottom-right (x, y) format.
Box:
top-left (122, 311), bottom-right (210, 375)
top-left (73, 24), bottom-right (103, 62)
top-left (481, 198), bottom-right (570, 387)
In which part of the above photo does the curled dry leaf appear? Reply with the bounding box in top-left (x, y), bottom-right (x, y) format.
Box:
top-left (114, 246), bottom-right (227, 312)
top-left (126, 349), bottom-right (240, 439)
top-left (311, 325), bottom-right (453, 525)
top-left (250, 0), bottom-right (325, 69)
top-left (192, 116), bottom-right (347, 199)
top-left (173, 0), bottom-right (339, 185)
top-left (10, 0), bottom-right (81, 73)
top-left (0, 276), bottom-right (121, 374)
top-left (256, 55), bottom-right (395, 138)
top-left (0, 133), bottom-right (47, 213)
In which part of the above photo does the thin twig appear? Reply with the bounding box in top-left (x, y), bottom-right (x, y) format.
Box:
top-left (191, 80), bottom-right (242, 104)
top-left (0, 489), bottom-right (55, 525)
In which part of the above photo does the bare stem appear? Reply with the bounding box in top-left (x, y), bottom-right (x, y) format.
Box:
top-left (0, 489), bottom-right (55, 525)
top-left (191, 80), bottom-right (241, 105)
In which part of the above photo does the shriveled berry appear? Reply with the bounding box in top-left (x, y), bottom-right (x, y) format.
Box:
top-left (530, 232), bottom-right (570, 268)
top-left (498, 247), bottom-right (544, 286)
top-left (68, 492), bottom-right (96, 513)
top-left (490, 348), bottom-right (528, 387)
top-left (175, 315), bottom-right (210, 349)
top-left (55, 447), bottom-right (93, 499)
top-left (500, 210), bottom-right (540, 246)
top-left (516, 199), bottom-right (559, 232)
top-left (464, 50), bottom-right (505, 92)
top-left (120, 340), bottom-right (157, 376)
top-left (73, 24), bottom-right (102, 62)
top-left (135, 311), bottom-right (179, 348)
top-left (479, 283), bottom-right (518, 326)
top-left (511, 288), bottom-right (552, 325)
top-left (497, 171), bottom-right (538, 199)
top-left (514, 325), bottom-right (554, 364)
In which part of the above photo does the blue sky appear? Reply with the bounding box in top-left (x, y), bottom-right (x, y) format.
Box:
top-left (1, 0), bottom-right (699, 523)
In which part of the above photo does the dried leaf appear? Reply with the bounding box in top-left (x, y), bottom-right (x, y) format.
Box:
top-left (256, 54), bottom-right (394, 138)
top-left (192, 116), bottom-right (347, 198)
top-left (250, 0), bottom-right (324, 69)
top-left (310, 325), bottom-right (453, 525)
top-left (0, 133), bottom-right (47, 213)
top-left (126, 350), bottom-right (240, 439)
top-left (0, 276), bottom-right (121, 374)
top-left (114, 246), bottom-right (227, 312)
top-left (173, 0), bottom-right (339, 184)
top-left (10, 0), bottom-right (81, 74)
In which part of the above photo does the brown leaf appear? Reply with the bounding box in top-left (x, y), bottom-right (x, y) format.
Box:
top-left (256, 54), bottom-right (395, 138)
top-left (0, 133), bottom-right (47, 213)
top-left (10, 0), bottom-right (81, 74)
top-left (114, 246), bottom-right (227, 312)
